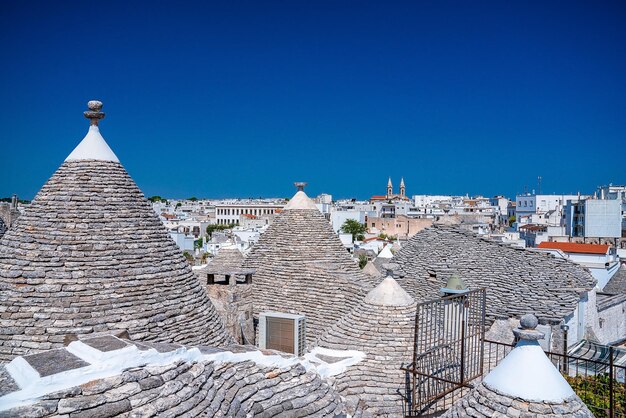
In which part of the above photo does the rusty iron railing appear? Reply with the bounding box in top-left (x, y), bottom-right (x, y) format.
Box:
top-left (401, 288), bottom-right (486, 417)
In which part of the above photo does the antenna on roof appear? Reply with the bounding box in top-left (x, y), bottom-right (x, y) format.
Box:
top-left (537, 176), bottom-right (542, 194)
top-left (294, 182), bottom-right (307, 192)
top-left (84, 100), bottom-right (105, 126)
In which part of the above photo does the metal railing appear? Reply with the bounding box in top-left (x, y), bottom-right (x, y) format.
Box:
top-left (401, 289), bottom-right (486, 417)
top-left (484, 339), bottom-right (626, 418)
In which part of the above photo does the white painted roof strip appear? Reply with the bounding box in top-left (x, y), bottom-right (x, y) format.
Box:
top-left (483, 339), bottom-right (575, 402)
top-left (65, 126), bottom-right (119, 162)
top-left (303, 346), bottom-right (367, 379)
top-left (0, 339), bottom-right (365, 412)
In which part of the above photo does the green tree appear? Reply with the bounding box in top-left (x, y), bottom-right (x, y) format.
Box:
top-left (358, 254), bottom-right (368, 269)
top-left (194, 236), bottom-right (203, 249)
top-left (182, 251), bottom-right (193, 264)
top-left (508, 215), bottom-right (516, 225)
top-left (148, 195), bottom-right (166, 203)
top-left (340, 219), bottom-right (367, 241)
top-left (205, 223), bottom-right (237, 238)
top-left (187, 197), bottom-right (198, 201)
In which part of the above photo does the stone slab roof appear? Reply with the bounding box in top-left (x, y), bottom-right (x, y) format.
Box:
top-left (244, 190), bottom-right (377, 347)
top-left (596, 292), bottom-right (626, 311)
top-left (0, 335), bottom-right (346, 417)
top-left (604, 264), bottom-right (626, 294)
top-left (390, 225), bottom-right (596, 324)
top-left (0, 218), bottom-right (6, 239)
top-left (318, 277), bottom-right (415, 417)
top-left (361, 261), bottom-right (382, 279)
top-left (442, 382), bottom-right (592, 418)
top-left (199, 246), bottom-right (254, 276)
top-left (0, 158), bottom-right (230, 361)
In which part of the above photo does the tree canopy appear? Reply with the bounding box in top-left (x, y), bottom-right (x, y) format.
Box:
top-left (206, 223), bottom-right (236, 238)
top-left (340, 219), bottom-right (367, 241)
top-left (147, 195), bottom-right (167, 203)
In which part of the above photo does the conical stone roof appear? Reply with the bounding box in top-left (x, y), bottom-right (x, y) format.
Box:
top-left (0, 101), bottom-right (230, 361)
top-left (0, 218), bottom-right (6, 239)
top-left (391, 225), bottom-right (596, 324)
top-left (377, 244), bottom-right (394, 259)
top-left (200, 245), bottom-right (248, 275)
top-left (373, 243), bottom-right (394, 271)
top-left (244, 184), bottom-right (376, 348)
top-left (318, 277), bottom-right (416, 417)
top-left (442, 314), bottom-right (593, 417)
top-left (362, 261), bottom-right (382, 279)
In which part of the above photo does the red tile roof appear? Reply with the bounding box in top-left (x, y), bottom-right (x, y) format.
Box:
top-left (519, 224), bottom-right (546, 231)
top-left (363, 237), bottom-right (386, 243)
top-left (537, 242), bottom-right (610, 255)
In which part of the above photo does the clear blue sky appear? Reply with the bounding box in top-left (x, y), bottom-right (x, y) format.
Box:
top-left (1, 1), bottom-right (624, 200)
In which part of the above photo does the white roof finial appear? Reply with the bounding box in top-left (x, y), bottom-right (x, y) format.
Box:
top-left (364, 276), bottom-right (414, 306)
top-left (65, 100), bottom-right (119, 162)
top-left (482, 313), bottom-right (575, 402)
top-left (284, 182), bottom-right (319, 210)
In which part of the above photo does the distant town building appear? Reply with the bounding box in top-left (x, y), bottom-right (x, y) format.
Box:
top-left (564, 198), bottom-right (622, 239)
top-left (371, 177), bottom-right (410, 201)
top-left (367, 215), bottom-right (433, 240)
top-left (536, 242), bottom-right (619, 290)
top-left (215, 202), bottom-right (284, 225)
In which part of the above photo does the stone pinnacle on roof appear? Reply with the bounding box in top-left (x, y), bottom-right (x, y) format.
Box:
top-left (84, 100), bottom-right (105, 125)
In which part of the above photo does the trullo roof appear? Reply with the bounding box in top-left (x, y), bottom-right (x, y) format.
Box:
top-left (362, 261), bottom-right (382, 278)
top-left (0, 218), bottom-right (6, 239)
top-left (200, 245), bottom-right (251, 276)
top-left (244, 184), bottom-right (377, 348)
top-left (0, 101), bottom-right (230, 361)
top-left (390, 225), bottom-right (596, 324)
top-left (317, 276), bottom-right (416, 417)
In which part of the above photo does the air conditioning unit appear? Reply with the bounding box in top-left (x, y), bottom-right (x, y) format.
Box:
top-left (258, 312), bottom-right (306, 356)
